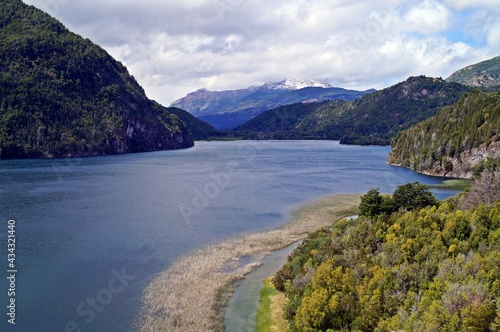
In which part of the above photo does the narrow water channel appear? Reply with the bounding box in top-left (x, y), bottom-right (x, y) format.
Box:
top-left (224, 242), bottom-right (299, 332)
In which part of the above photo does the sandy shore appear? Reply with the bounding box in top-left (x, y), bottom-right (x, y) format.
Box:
top-left (137, 194), bottom-right (360, 332)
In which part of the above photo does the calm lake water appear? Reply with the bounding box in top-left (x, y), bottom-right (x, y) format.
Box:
top-left (0, 141), bottom-right (457, 332)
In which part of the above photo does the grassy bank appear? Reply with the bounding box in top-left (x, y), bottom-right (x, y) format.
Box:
top-left (137, 194), bottom-right (360, 332)
top-left (256, 277), bottom-right (288, 332)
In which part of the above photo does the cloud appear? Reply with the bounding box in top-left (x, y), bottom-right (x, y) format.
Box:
top-left (487, 24), bottom-right (500, 50)
top-left (22, 0), bottom-right (500, 105)
top-left (403, 0), bottom-right (451, 33)
top-left (443, 0), bottom-right (500, 9)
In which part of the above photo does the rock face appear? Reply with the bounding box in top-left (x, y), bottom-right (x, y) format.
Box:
top-left (389, 141), bottom-right (500, 179)
top-left (0, 0), bottom-right (195, 159)
top-left (447, 55), bottom-right (500, 88)
top-left (388, 90), bottom-right (500, 179)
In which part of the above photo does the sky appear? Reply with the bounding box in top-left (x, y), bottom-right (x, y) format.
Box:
top-left (22, 0), bottom-right (500, 106)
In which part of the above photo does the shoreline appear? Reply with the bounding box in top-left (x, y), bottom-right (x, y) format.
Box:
top-left (137, 194), bottom-right (360, 332)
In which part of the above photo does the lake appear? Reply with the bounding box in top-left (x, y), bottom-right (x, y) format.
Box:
top-left (0, 141), bottom-right (457, 332)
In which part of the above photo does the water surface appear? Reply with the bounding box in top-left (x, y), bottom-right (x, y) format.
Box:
top-left (0, 141), bottom-right (456, 331)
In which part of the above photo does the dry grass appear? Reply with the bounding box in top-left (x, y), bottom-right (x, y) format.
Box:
top-left (270, 283), bottom-right (288, 332)
top-left (137, 194), bottom-right (360, 332)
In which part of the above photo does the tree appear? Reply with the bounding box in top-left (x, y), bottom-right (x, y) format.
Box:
top-left (359, 188), bottom-right (383, 217)
top-left (460, 170), bottom-right (500, 210)
top-left (393, 182), bottom-right (438, 211)
top-left (359, 188), bottom-right (396, 217)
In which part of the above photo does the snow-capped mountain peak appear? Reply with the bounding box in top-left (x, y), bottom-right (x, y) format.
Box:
top-left (262, 79), bottom-right (333, 90)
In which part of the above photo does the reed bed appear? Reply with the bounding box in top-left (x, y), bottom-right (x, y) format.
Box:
top-left (137, 194), bottom-right (360, 332)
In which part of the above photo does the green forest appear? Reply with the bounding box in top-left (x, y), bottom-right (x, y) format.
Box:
top-left (273, 172), bottom-right (500, 331)
top-left (388, 90), bottom-right (500, 176)
top-left (0, 0), bottom-right (216, 158)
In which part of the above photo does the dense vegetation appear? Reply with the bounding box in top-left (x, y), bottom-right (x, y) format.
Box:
top-left (233, 76), bottom-right (471, 145)
top-left (233, 102), bottom-right (329, 139)
top-left (447, 55), bottom-right (500, 88)
top-left (388, 90), bottom-right (500, 177)
top-left (165, 107), bottom-right (217, 140)
top-left (273, 178), bottom-right (500, 331)
top-left (0, 0), bottom-right (214, 158)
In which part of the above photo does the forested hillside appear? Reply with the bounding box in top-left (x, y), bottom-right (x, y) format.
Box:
top-left (388, 90), bottom-right (500, 178)
top-left (234, 101), bottom-right (329, 139)
top-left (274, 179), bottom-right (500, 331)
top-left (0, 0), bottom-right (212, 158)
top-left (234, 76), bottom-right (471, 145)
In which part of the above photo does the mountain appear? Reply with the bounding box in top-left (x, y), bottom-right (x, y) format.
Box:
top-left (165, 107), bottom-right (218, 140)
top-left (0, 0), bottom-right (213, 158)
top-left (261, 78), bottom-right (333, 90)
top-left (234, 76), bottom-right (471, 145)
top-left (447, 55), bottom-right (500, 88)
top-left (388, 89), bottom-right (500, 178)
top-left (234, 101), bottom-right (328, 138)
top-left (170, 79), bottom-right (374, 129)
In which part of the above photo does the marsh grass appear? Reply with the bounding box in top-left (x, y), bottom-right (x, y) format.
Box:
top-left (428, 179), bottom-right (472, 190)
top-left (269, 287), bottom-right (288, 332)
top-left (137, 194), bottom-right (360, 332)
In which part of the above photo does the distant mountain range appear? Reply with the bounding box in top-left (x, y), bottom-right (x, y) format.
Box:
top-left (170, 79), bottom-right (375, 129)
top-left (261, 79), bottom-right (334, 90)
top-left (233, 76), bottom-right (471, 145)
top-left (0, 0), bottom-right (213, 159)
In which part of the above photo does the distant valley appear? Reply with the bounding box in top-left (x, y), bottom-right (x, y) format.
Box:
top-left (174, 55), bottom-right (500, 147)
top-left (231, 76), bottom-right (471, 145)
top-left (170, 79), bottom-right (375, 129)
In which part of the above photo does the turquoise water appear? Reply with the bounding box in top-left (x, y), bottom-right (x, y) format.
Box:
top-left (0, 141), bottom-right (457, 331)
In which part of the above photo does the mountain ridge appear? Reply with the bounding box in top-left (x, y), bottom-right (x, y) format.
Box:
top-left (446, 55), bottom-right (500, 88)
top-left (170, 80), bottom-right (374, 129)
top-left (261, 78), bottom-right (333, 90)
top-left (0, 0), bottom-right (215, 158)
top-left (234, 76), bottom-right (471, 145)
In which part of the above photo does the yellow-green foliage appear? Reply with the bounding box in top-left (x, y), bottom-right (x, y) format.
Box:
top-left (275, 197), bottom-right (500, 331)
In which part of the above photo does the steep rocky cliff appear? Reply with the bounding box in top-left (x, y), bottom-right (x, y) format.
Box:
top-left (388, 90), bottom-right (500, 178)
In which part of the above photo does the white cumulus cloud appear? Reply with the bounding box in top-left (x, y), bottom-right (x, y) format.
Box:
top-left (22, 0), bottom-right (500, 105)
